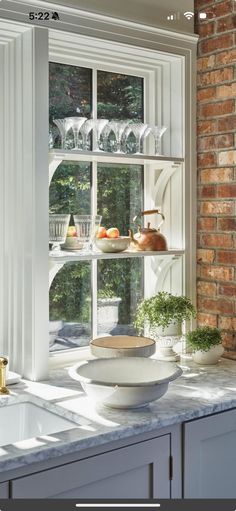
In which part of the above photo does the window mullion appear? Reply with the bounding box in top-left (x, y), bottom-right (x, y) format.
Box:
top-left (91, 161), bottom-right (98, 340)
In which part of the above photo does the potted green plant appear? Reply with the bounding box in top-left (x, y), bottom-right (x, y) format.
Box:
top-left (134, 292), bottom-right (196, 360)
top-left (97, 285), bottom-right (122, 334)
top-left (186, 326), bottom-right (224, 365)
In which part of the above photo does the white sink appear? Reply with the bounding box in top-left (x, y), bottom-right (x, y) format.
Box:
top-left (69, 357), bottom-right (182, 409)
top-left (0, 402), bottom-right (76, 447)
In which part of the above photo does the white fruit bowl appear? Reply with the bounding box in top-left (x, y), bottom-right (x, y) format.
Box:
top-left (69, 358), bottom-right (182, 409)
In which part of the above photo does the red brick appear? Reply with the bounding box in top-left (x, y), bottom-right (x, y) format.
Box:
top-left (200, 168), bottom-right (233, 183)
top-left (199, 34), bottom-right (233, 55)
top-left (218, 115), bottom-right (236, 132)
top-left (217, 82), bottom-right (236, 99)
top-left (199, 265), bottom-right (234, 281)
top-left (197, 312), bottom-right (217, 327)
top-left (216, 49), bottom-right (236, 65)
top-left (201, 233), bottom-right (233, 248)
top-left (211, 1), bottom-right (233, 18)
top-left (197, 248), bottom-right (215, 263)
top-left (195, 0), bottom-right (216, 8)
top-left (197, 21), bottom-right (215, 38)
top-left (216, 250), bottom-right (236, 264)
top-left (219, 317), bottom-right (236, 330)
top-left (223, 350), bottom-right (236, 360)
top-left (198, 297), bottom-right (234, 314)
top-left (198, 152), bottom-right (217, 168)
top-left (218, 151), bottom-right (236, 165)
top-left (197, 55), bottom-right (216, 71)
top-left (217, 218), bottom-right (236, 231)
top-left (218, 283), bottom-right (236, 297)
top-left (221, 332), bottom-right (236, 348)
top-left (197, 281), bottom-right (217, 295)
top-left (197, 87), bottom-right (216, 102)
top-left (200, 201), bottom-right (234, 215)
top-left (198, 134), bottom-right (234, 151)
top-left (197, 119), bottom-right (218, 135)
top-left (198, 184), bottom-right (216, 198)
top-left (198, 67), bottom-right (233, 86)
top-left (217, 184), bottom-right (236, 198)
top-left (199, 100), bottom-right (234, 118)
top-left (217, 15), bottom-right (236, 33)
top-left (198, 217), bottom-right (217, 231)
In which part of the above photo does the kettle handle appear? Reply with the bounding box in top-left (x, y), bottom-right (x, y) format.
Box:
top-left (133, 209), bottom-right (165, 229)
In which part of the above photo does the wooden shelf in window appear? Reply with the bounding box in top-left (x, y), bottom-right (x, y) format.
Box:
top-left (49, 149), bottom-right (184, 166)
top-left (49, 249), bottom-right (185, 264)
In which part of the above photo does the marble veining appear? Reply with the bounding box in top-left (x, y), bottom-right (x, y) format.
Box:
top-left (0, 357), bottom-right (236, 475)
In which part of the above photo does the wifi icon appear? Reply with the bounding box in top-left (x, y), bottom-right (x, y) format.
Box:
top-left (184, 11), bottom-right (194, 20)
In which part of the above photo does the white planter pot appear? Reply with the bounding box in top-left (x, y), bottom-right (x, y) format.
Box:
top-left (97, 297), bottom-right (121, 334)
top-left (192, 344), bottom-right (224, 365)
top-left (146, 322), bottom-right (181, 361)
top-left (146, 321), bottom-right (181, 340)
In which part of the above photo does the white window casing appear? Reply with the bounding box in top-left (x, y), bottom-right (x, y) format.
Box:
top-left (0, 8), bottom-right (198, 379)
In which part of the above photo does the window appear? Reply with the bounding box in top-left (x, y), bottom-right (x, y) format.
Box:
top-left (49, 64), bottom-right (145, 352)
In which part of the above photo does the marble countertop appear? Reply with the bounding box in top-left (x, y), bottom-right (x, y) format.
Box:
top-left (0, 357), bottom-right (236, 476)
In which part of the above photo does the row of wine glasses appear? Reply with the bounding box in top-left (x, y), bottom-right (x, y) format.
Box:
top-left (51, 117), bottom-right (167, 155)
top-left (49, 214), bottom-right (102, 252)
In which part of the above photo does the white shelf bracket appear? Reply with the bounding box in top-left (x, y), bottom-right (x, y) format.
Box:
top-left (49, 154), bottom-right (62, 185)
top-left (154, 164), bottom-right (181, 206)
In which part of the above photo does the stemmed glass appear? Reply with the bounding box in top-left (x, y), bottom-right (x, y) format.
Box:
top-left (68, 117), bottom-right (87, 149)
top-left (109, 121), bottom-right (128, 153)
top-left (94, 119), bottom-right (109, 151)
top-left (53, 118), bottom-right (74, 149)
top-left (80, 119), bottom-right (95, 150)
top-left (49, 214), bottom-right (70, 251)
top-left (130, 123), bottom-right (148, 154)
top-left (74, 215), bottom-right (102, 252)
top-left (150, 126), bottom-right (167, 155)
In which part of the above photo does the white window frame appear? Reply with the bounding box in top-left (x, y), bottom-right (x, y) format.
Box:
top-left (0, 11), bottom-right (198, 380)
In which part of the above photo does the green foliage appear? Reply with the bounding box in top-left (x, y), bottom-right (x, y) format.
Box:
top-left (186, 326), bottom-right (222, 352)
top-left (134, 292), bottom-right (196, 333)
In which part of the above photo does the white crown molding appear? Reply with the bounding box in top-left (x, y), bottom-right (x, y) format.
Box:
top-left (0, 0), bottom-right (199, 45)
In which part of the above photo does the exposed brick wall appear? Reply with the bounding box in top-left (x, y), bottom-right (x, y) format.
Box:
top-left (195, 0), bottom-right (236, 359)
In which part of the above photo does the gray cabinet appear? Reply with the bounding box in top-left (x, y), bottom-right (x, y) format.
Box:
top-left (184, 409), bottom-right (236, 498)
top-left (0, 482), bottom-right (9, 498)
top-left (11, 435), bottom-right (171, 498)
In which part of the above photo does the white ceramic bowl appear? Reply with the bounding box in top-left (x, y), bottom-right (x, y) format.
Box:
top-left (90, 335), bottom-right (156, 358)
top-left (95, 237), bottom-right (130, 253)
top-left (69, 358), bottom-right (182, 409)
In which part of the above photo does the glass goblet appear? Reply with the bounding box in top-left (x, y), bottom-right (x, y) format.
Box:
top-left (74, 215), bottom-right (101, 252)
top-left (49, 214), bottom-right (70, 251)
top-left (53, 118), bottom-right (74, 149)
top-left (80, 119), bottom-right (95, 150)
top-left (94, 119), bottom-right (109, 151)
top-left (150, 126), bottom-right (167, 155)
top-left (130, 123), bottom-right (148, 154)
top-left (109, 121), bottom-right (128, 154)
top-left (68, 117), bottom-right (87, 149)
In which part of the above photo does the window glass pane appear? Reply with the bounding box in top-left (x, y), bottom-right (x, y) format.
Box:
top-left (49, 62), bottom-right (92, 148)
top-left (97, 70), bottom-right (143, 121)
top-left (97, 163), bottom-right (144, 336)
top-left (49, 262), bottom-right (91, 352)
top-left (49, 161), bottom-right (91, 215)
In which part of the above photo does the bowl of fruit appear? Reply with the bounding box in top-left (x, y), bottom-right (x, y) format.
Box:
top-left (95, 227), bottom-right (130, 253)
top-left (62, 226), bottom-right (83, 251)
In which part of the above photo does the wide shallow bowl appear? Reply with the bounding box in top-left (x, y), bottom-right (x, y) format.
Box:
top-left (90, 335), bottom-right (156, 358)
top-left (69, 358), bottom-right (182, 409)
top-left (95, 236), bottom-right (130, 253)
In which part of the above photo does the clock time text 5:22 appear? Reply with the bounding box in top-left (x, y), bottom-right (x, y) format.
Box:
top-left (28, 12), bottom-right (60, 20)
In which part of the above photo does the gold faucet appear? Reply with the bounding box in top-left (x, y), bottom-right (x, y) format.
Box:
top-left (0, 357), bottom-right (10, 395)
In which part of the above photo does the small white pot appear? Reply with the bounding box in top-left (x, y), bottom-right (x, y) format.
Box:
top-left (192, 344), bottom-right (224, 365)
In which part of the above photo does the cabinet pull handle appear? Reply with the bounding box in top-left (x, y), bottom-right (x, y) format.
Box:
top-left (169, 455), bottom-right (173, 481)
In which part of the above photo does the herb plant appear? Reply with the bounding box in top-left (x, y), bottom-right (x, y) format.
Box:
top-left (186, 326), bottom-right (222, 352)
top-left (134, 292), bottom-right (196, 334)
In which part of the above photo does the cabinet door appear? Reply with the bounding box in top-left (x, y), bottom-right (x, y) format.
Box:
top-left (11, 435), bottom-right (171, 498)
top-left (0, 482), bottom-right (9, 498)
top-left (184, 409), bottom-right (236, 498)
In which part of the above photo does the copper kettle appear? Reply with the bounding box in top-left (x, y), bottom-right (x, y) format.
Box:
top-left (129, 209), bottom-right (168, 251)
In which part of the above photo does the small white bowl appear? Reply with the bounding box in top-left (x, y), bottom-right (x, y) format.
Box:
top-left (69, 358), bottom-right (182, 409)
top-left (90, 335), bottom-right (156, 358)
top-left (95, 236), bottom-right (130, 253)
